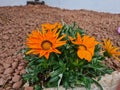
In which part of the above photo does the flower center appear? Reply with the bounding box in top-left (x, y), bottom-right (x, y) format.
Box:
top-left (41, 40), bottom-right (52, 50)
top-left (79, 45), bottom-right (87, 50)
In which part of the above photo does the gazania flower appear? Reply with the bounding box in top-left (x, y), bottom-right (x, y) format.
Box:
top-left (26, 29), bottom-right (66, 59)
top-left (103, 39), bottom-right (120, 61)
top-left (41, 22), bottom-right (62, 33)
top-left (69, 33), bottom-right (98, 62)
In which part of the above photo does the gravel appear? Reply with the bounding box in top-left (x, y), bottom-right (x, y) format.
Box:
top-left (0, 4), bottom-right (120, 89)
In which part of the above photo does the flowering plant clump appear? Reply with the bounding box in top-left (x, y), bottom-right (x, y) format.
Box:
top-left (22, 22), bottom-right (120, 90)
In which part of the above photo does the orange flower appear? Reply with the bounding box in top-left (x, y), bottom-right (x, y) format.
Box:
top-left (69, 33), bottom-right (98, 62)
top-left (26, 29), bottom-right (66, 59)
top-left (41, 22), bottom-right (62, 33)
top-left (103, 39), bottom-right (120, 61)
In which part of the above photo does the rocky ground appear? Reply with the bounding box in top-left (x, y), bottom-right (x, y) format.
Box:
top-left (0, 5), bottom-right (120, 90)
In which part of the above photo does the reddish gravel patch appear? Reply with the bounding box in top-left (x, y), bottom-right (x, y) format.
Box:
top-left (0, 5), bottom-right (120, 89)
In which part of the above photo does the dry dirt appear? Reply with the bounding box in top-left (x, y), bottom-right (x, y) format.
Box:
top-left (0, 5), bottom-right (120, 90)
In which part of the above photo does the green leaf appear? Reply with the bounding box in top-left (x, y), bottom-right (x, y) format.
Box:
top-left (34, 85), bottom-right (43, 90)
top-left (58, 74), bottom-right (63, 88)
top-left (92, 79), bottom-right (103, 90)
top-left (49, 76), bottom-right (59, 83)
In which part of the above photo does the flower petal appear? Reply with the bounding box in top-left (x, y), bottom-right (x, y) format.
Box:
top-left (77, 49), bottom-right (92, 62)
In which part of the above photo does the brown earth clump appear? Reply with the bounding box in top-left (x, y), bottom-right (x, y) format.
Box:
top-left (0, 5), bottom-right (120, 90)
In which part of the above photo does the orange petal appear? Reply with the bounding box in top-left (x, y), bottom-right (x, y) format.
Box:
top-left (77, 49), bottom-right (92, 62)
top-left (39, 50), bottom-right (46, 57)
top-left (111, 47), bottom-right (120, 54)
top-left (77, 33), bottom-right (82, 42)
top-left (53, 49), bottom-right (61, 54)
top-left (87, 47), bottom-right (95, 56)
top-left (26, 50), bottom-right (34, 54)
top-left (57, 34), bottom-right (66, 41)
top-left (68, 36), bottom-right (75, 41)
top-left (69, 33), bottom-right (82, 45)
top-left (54, 41), bottom-right (66, 47)
top-left (112, 55), bottom-right (120, 62)
top-left (44, 52), bottom-right (50, 59)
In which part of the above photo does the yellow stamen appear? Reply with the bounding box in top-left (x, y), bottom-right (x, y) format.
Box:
top-left (41, 40), bottom-right (52, 50)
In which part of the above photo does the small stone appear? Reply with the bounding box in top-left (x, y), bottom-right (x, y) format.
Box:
top-left (0, 66), bottom-right (4, 74)
top-left (12, 75), bottom-right (21, 82)
top-left (0, 70), bottom-right (4, 74)
top-left (5, 57), bottom-right (13, 64)
top-left (18, 66), bottom-right (24, 70)
top-left (117, 42), bottom-right (120, 47)
top-left (15, 69), bottom-right (20, 75)
top-left (0, 78), bottom-right (5, 86)
top-left (12, 62), bottom-right (18, 69)
top-left (5, 87), bottom-right (11, 90)
top-left (9, 81), bottom-right (13, 84)
top-left (3, 35), bottom-right (9, 39)
top-left (4, 68), bottom-right (14, 74)
top-left (3, 63), bottom-right (11, 69)
top-left (17, 54), bottom-right (23, 60)
top-left (14, 59), bottom-right (19, 62)
top-left (24, 87), bottom-right (34, 90)
top-left (0, 88), bottom-right (4, 90)
top-left (12, 80), bottom-right (22, 89)
top-left (20, 69), bottom-right (26, 75)
top-left (19, 62), bottom-right (26, 66)
top-left (15, 71), bottom-right (20, 75)
top-left (7, 75), bottom-right (12, 80)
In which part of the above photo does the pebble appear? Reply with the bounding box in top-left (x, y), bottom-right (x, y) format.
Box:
top-left (12, 75), bottom-right (21, 82)
top-left (20, 69), bottom-right (26, 75)
top-left (5, 87), bottom-right (11, 90)
top-left (0, 78), bottom-right (5, 86)
top-left (14, 59), bottom-right (19, 62)
top-left (19, 62), bottom-right (26, 66)
top-left (9, 81), bottom-right (13, 84)
top-left (0, 88), bottom-right (4, 90)
top-left (3, 63), bottom-right (11, 69)
top-left (4, 68), bottom-right (14, 74)
top-left (12, 62), bottom-right (18, 69)
top-left (3, 35), bottom-right (9, 40)
top-left (12, 80), bottom-right (22, 89)
top-left (18, 66), bottom-right (24, 70)
top-left (5, 57), bottom-right (13, 64)
top-left (8, 30), bottom-right (13, 33)
top-left (17, 54), bottom-right (23, 60)
top-left (24, 87), bottom-right (34, 90)
top-left (117, 42), bottom-right (120, 46)
top-left (7, 75), bottom-right (12, 80)
top-left (0, 66), bottom-right (4, 74)
top-left (14, 69), bottom-right (20, 75)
